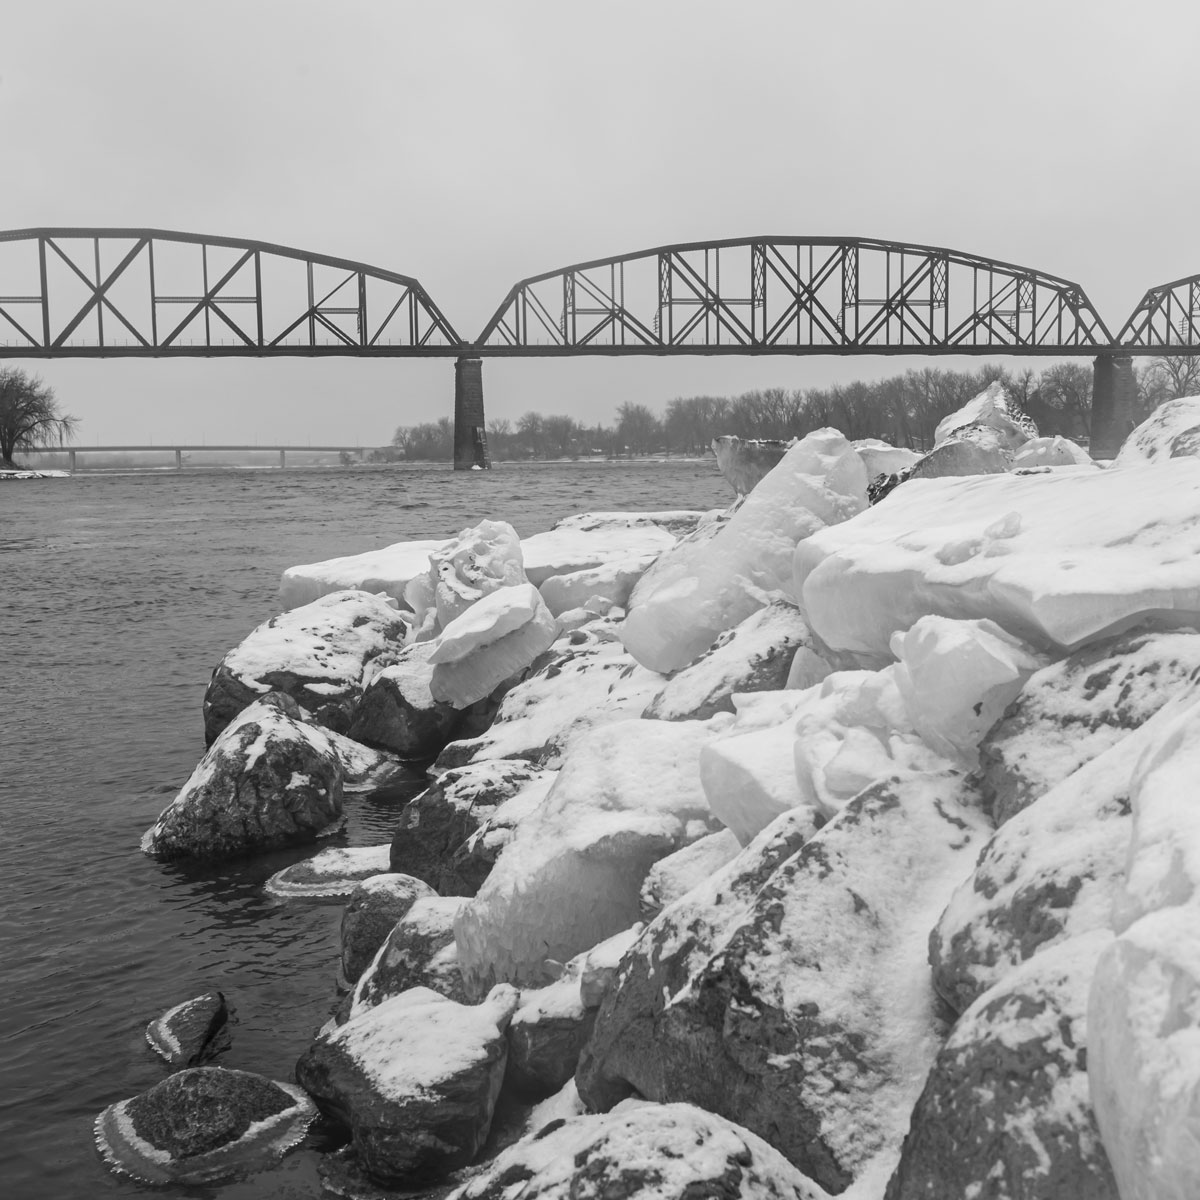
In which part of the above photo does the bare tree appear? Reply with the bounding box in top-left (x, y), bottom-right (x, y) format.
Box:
top-left (1139, 355), bottom-right (1200, 406)
top-left (0, 368), bottom-right (77, 467)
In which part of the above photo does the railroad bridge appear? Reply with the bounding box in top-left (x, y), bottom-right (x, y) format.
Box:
top-left (2, 228), bottom-right (1198, 464)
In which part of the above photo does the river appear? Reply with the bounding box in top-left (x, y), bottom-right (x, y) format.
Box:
top-left (0, 459), bottom-right (731, 1200)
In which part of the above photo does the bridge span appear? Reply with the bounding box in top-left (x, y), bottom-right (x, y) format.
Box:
top-left (24, 444), bottom-right (368, 470)
top-left (3, 228), bottom-right (1198, 461)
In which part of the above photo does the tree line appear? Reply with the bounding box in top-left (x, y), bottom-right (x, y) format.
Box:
top-left (383, 356), bottom-right (1200, 462)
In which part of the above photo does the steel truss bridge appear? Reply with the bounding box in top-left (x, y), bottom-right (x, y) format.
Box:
top-left (2, 227), bottom-right (1198, 461)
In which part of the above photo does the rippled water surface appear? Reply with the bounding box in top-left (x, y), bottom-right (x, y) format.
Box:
top-left (0, 461), bottom-right (730, 1200)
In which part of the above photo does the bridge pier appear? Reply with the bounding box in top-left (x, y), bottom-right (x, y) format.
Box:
top-left (69, 449), bottom-right (76, 472)
top-left (280, 449), bottom-right (287, 468)
top-left (175, 449), bottom-right (182, 469)
top-left (453, 356), bottom-right (491, 470)
top-left (1090, 353), bottom-right (1137, 459)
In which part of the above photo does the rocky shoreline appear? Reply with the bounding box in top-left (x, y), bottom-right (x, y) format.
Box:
top-left (108, 389), bottom-right (1200, 1198)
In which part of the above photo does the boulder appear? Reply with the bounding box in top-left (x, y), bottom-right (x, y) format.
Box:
top-left (145, 992), bottom-right (232, 1068)
top-left (264, 844), bottom-right (392, 900)
top-left (886, 932), bottom-right (1118, 1200)
top-left (94, 1066), bottom-right (314, 1185)
top-left (979, 628), bottom-right (1200, 826)
top-left (506, 977), bottom-right (593, 1100)
top-left (1112, 395), bottom-right (1200, 466)
top-left (389, 761), bottom-right (557, 895)
top-left (295, 985), bottom-right (519, 1185)
top-left (577, 771), bottom-right (989, 1194)
top-left (350, 895), bottom-right (471, 1014)
top-left (340, 873), bottom-right (438, 984)
top-left (623, 429), bottom-right (868, 674)
top-left (347, 641), bottom-right (460, 757)
top-left (142, 697), bottom-right (343, 861)
top-left (644, 600), bottom-right (812, 721)
top-left (279, 538), bottom-right (448, 610)
top-left (202, 590), bottom-right (409, 744)
top-left (444, 1102), bottom-right (834, 1200)
top-left (639, 828), bottom-right (742, 919)
top-left (455, 718), bottom-right (723, 997)
top-left (795, 458), bottom-right (1200, 658)
top-left (711, 435), bottom-right (794, 495)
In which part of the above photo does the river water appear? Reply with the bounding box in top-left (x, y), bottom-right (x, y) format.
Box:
top-left (0, 460), bottom-right (731, 1200)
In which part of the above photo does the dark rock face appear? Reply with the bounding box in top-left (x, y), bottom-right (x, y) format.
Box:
top-left (979, 628), bottom-right (1200, 825)
top-left (577, 776), bottom-right (988, 1194)
top-left (446, 1102), bottom-right (830, 1200)
top-left (348, 642), bottom-right (460, 758)
top-left (644, 601), bottom-right (811, 721)
top-left (145, 991), bottom-right (232, 1068)
top-left (95, 1066), bottom-right (315, 1184)
top-left (295, 986), bottom-right (518, 1186)
top-left (143, 697), bottom-right (344, 861)
top-left (505, 979), bottom-right (595, 1100)
top-left (340, 874), bottom-right (437, 984)
top-left (202, 590), bottom-right (409, 745)
top-left (389, 761), bottom-right (555, 895)
top-left (886, 934), bottom-right (1119, 1200)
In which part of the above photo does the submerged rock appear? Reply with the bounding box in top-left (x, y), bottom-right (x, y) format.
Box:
top-left (340, 873), bottom-right (437, 984)
top-left (264, 844), bottom-right (392, 900)
top-left (145, 992), bottom-right (232, 1068)
top-left (94, 1066), bottom-right (314, 1185)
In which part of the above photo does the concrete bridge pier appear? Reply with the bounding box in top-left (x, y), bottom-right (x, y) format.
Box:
top-left (175, 449), bottom-right (183, 469)
top-left (453, 356), bottom-right (491, 470)
top-left (1090, 353), bottom-right (1137, 460)
top-left (68, 449), bottom-right (76, 471)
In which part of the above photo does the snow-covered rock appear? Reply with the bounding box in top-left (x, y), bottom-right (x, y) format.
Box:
top-left (1112, 395), bottom-right (1200, 467)
top-left (1013, 434), bottom-right (1095, 468)
top-left (520, 518), bottom-right (678, 587)
top-left (296, 985), bottom-right (518, 1185)
top-left (389, 761), bottom-right (556, 895)
top-left (428, 583), bottom-right (560, 709)
top-left (433, 631), bottom-right (662, 773)
top-left (795, 458), bottom-right (1200, 658)
top-left (142, 696), bottom-right (343, 860)
top-left (202, 590), bottom-right (409, 743)
top-left (264, 844), bottom-right (392, 900)
top-left (445, 1102), bottom-right (834, 1200)
top-left (623, 429), bottom-right (869, 674)
top-left (506, 975), bottom-right (592, 1099)
top-left (644, 600), bottom-right (812, 721)
top-left (639, 828), bottom-right (742, 919)
top-left (578, 772), bottom-right (989, 1193)
top-left (933, 380), bottom-right (1038, 448)
top-left (347, 641), bottom-right (459, 757)
top-left (340, 874), bottom-right (437, 983)
top-left (279, 539), bottom-right (448, 610)
top-left (712, 435), bottom-right (793, 495)
top-left (349, 895), bottom-right (470, 1014)
top-left (454, 718), bottom-right (723, 996)
top-left (886, 932), bottom-right (1118, 1200)
top-left (979, 629), bottom-right (1200, 825)
top-left (890, 615), bottom-right (1047, 765)
top-left (1089, 908), bottom-right (1200, 1200)
top-left (145, 992), bottom-right (231, 1069)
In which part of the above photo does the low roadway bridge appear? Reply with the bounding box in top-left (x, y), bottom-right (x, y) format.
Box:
top-left (24, 444), bottom-right (368, 469)
top-left (2, 227), bottom-right (1198, 462)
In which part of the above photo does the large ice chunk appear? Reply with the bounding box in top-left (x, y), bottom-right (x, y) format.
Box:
top-left (1112, 395), bottom-right (1200, 467)
top-left (622, 429), bottom-right (869, 674)
top-left (279, 539), bottom-right (448, 610)
top-left (795, 458), bottom-right (1200, 657)
top-left (933, 380), bottom-right (1037, 448)
top-left (520, 519), bottom-right (677, 587)
top-left (1012, 435), bottom-right (1095, 468)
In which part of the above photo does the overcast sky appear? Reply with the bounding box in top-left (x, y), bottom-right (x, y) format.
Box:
top-left (3, 0), bottom-right (1198, 445)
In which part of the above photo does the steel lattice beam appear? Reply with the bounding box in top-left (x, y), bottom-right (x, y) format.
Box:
top-left (1117, 274), bottom-right (1200, 351)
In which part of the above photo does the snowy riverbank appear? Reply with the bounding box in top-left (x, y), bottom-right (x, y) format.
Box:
top-left (114, 390), bottom-right (1200, 1199)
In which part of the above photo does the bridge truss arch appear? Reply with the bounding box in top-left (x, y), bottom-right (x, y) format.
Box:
top-left (476, 236), bottom-right (1115, 356)
top-left (0, 228), bottom-right (463, 357)
top-left (1117, 272), bottom-right (1200, 352)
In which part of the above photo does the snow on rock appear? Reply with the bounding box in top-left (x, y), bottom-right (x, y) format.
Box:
top-left (853, 437), bottom-right (920, 480)
top-left (404, 519), bottom-right (527, 638)
top-left (432, 630), bottom-right (662, 773)
top-left (295, 984), bottom-right (518, 1185)
top-left (145, 992), bottom-right (232, 1069)
top-left (279, 539), bottom-right (448, 611)
top-left (445, 1102), bottom-right (834, 1200)
top-left (1013, 434), bottom-right (1095, 468)
top-left (578, 771), bottom-right (990, 1194)
top-left (506, 971), bottom-right (592, 1100)
top-left (1088, 908), bottom-right (1200, 1200)
top-left (644, 600), bottom-right (812, 721)
top-left (428, 584), bottom-right (560, 709)
top-left (349, 896), bottom-right (470, 1014)
top-left (639, 828), bottom-right (742, 919)
top-left (454, 718), bottom-right (723, 997)
top-left (712, 435), bottom-right (794, 495)
top-left (202, 590), bottom-right (409, 743)
top-left (142, 696), bottom-right (343, 861)
top-left (979, 628), bottom-right (1200, 825)
top-left (1112, 395), bottom-right (1200, 467)
top-left (340, 874), bottom-right (438, 984)
top-left (795, 458), bottom-right (1200, 658)
top-left (264, 844), bottom-right (392, 900)
top-left (933, 380), bottom-right (1038, 448)
top-left (347, 641), bottom-right (459, 758)
top-left (537, 553), bottom-right (659, 617)
top-left (886, 931), bottom-right (1118, 1200)
top-left (520, 518), bottom-right (678, 587)
top-left (389, 761), bottom-right (557, 895)
top-left (322, 726), bottom-right (406, 794)
top-left (890, 615), bottom-right (1047, 765)
top-left (623, 429), bottom-right (869, 675)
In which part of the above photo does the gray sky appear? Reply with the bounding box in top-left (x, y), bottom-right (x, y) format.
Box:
top-left (3, 0), bottom-right (1198, 445)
